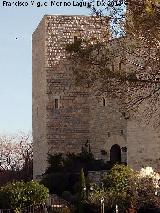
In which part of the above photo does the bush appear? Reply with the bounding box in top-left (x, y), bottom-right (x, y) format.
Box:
top-left (103, 164), bottom-right (137, 211)
top-left (0, 181), bottom-right (26, 211)
top-left (24, 181), bottom-right (49, 206)
top-left (0, 181), bottom-right (49, 212)
top-left (41, 173), bottom-right (69, 194)
top-left (46, 153), bottom-right (63, 174)
top-left (88, 165), bottom-right (160, 212)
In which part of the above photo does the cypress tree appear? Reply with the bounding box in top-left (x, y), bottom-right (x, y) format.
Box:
top-left (78, 168), bottom-right (86, 201)
top-left (78, 168), bottom-right (86, 213)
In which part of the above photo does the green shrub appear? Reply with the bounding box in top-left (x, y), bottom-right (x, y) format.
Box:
top-left (41, 173), bottom-right (69, 194)
top-left (88, 165), bottom-right (160, 212)
top-left (0, 181), bottom-right (49, 212)
top-left (24, 181), bottom-right (49, 206)
top-left (103, 164), bottom-right (137, 209)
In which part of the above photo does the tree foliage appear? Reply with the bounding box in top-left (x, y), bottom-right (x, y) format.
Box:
top-left (103, 164), bottom-right (137, 210)
top-left (78, 168), bottom-right (87, 201)
top-left (88, 183), bottom-right (106, 206)
top-left (45, 144), bottom-right (96, 174)
top-left (103, 164), bottom-right (135, 190)
top-left (88, 0), bottom-right (160, 45)
top-left (126, 0), bottom-right (160, 46)
top-left (0, 132), bottom-right (32, 171)
top-left (88, 165), bottom-right (160, 211)
top-left (136, 177), bottom-right (159, 209)
top-left (0, 181), bottom-right (49, 212)
top-left (0, 132), bottom-right (33, 184)
top-left (23, 181), bottom-right (49, 206)
top-left (65, 1), bottom-right (160, 125)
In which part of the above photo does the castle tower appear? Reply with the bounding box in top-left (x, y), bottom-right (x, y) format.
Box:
top-left (33, 15), bottom-right (160, 179)
top-left (32, 15), bottom-right (109, 178)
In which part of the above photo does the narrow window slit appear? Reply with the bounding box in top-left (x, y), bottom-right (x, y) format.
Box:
top-left (55, 99), bottom-right (59, 109)
top-left (102, 98), bottom-right (106, 106)
top-left (74, 36), bottom-right (78, 42)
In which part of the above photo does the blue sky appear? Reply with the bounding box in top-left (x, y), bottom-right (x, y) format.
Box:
top-left (0, 1), bottom-right (125, 134)
top-left (0, 2), bottom-right (90, 134)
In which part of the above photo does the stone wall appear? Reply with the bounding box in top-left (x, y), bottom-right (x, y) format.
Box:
top-left (113, 37), bottom-right (160, 170)
top-left (127, 120), bottom-right (160, 170)
top-left (33, 15), bottom-right (160, 178)
top-left (88, 170), bottom-right (108, 184)
top-left (32, 17), bottom-right (48, 178)
top-left (32, 15), bottom-right (109, 178)
top-left (89, 95), bottom-right (127, 161)
top-left (45, 16), bottom-right (109, 155)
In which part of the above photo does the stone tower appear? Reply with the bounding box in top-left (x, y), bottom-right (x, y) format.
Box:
top-left (32, 15), bottom-right (109, 178)
top-left (33, 15), bottom-right (160, 179)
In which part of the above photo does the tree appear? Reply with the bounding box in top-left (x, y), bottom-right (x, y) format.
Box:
top-left (88, 165), bottom-right (160, 211)
top-left (126, 0), bottom-right (160, 46)
top-left (0, 132), bottom-right (33, 183)
top-left (45, 153), bottom-right (63, 174)
top-left (0, 181), bottom-right (49, 212)
top-left (0, 132), bottom-right (32, 171)
top-left (78, 168), bottom-right (87, 201)
top-left (136, 177), bottom-right (159, 210)
top-left (88, 0), bottom-right (160, 45)
top-left (137, 166), bottom-right (160, 209)
top-left (24, 181), bottom-right (49, 206)
top-left (77, 168), bottom-right (87, 213)
top-left (88, 183), bottom-right (106, 206)
top-left (64, 0), bottom-right (160, 126)
top-left (1, 181), bottom-right (27, 212)
top-left (65, 24), bottom-right (160, 126)
top-left (102, 164), bottom-right (137, 211)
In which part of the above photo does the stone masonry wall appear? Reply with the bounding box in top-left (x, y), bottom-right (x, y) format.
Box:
top-left (45, 16), bottom-right (109, 156)
top-left (127, 119), bottom-right (160, 170)
top-left (89, 95), bottom-right (127, 161)
top-left (32, 17), bottom-right (48, 178)
top-left (112, 37), bottom-right (160, 170)
top-left (33, 15), bottom-right (160, 178)
top-left (33, 15), bottom-right (109, 178)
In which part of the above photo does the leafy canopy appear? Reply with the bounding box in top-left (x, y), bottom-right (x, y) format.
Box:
top-left (0, 181), bottom-right (49, 211)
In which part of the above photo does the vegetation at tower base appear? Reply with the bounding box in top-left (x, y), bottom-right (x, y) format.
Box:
top-left (41, 144), bottom-right (115, 196)
top-left (45, 144), bottom-right (99, 175)
top-left (87, 164), bottom-right (160, 212)
top-left (78, 168), bottom-right (87, 201)
top-left (87, 164), bottom-right (137, 212)
top-left (77, 168), bottom-right (87, 213)
top-left (41, 158), bottom-right (160, 213)
top-left (0, 181), bottom-right (49, 212)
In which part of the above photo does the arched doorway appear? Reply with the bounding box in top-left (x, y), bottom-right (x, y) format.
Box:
top-left (110, 144), bottom-right (121, 163)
